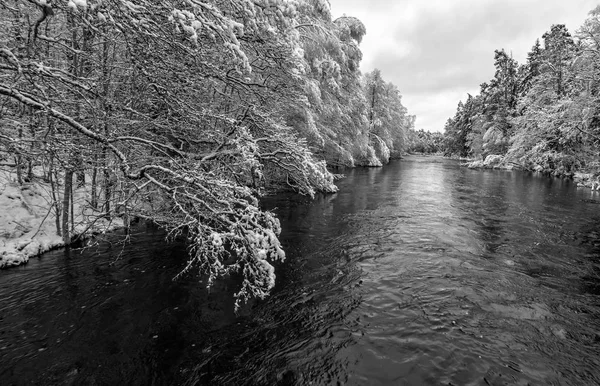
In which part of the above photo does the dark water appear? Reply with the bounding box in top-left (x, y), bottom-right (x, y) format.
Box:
top-left (1, 156), bottom-right (600, 385)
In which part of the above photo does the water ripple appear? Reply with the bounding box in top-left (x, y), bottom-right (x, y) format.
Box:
top-left (2, 157), bottom-right (600, 385)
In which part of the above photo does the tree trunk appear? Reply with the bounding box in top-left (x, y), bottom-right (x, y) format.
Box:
top-left (16, 124), bottom-right (23, 185)
top-left (102, 146), bottom-right (111, 219)
top-left (15, 155), bottom-right (23, 185)
top-left (49, 158), bottom-right (61, 237)
top-left (70, 177), bottom-right (75, 236)
top-left (91, 159), bottom-right (98, 209)
top-left (62, 169), bottom-right (73, 245)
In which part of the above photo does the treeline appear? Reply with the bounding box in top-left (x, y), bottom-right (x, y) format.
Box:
top-left (443, 6), bottom-right (600, 176)
top-left (0, 0), bottom-right (412, 305)
top-left (406, 129), bottom-right (444, 154)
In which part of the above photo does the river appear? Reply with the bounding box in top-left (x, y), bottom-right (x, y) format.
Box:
top-left (1, 156), bottom-right (599, 385)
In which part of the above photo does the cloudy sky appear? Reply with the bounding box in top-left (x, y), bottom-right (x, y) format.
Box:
top-left (328, 0), bottom-right (598, 132)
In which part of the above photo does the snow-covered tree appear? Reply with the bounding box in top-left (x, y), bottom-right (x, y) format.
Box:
top-left (444, 8), bottom-right (600, 177)
top-left (0, 0), bottom-right (414, 306)
top-left (0, 0), bottom-right (339, 308)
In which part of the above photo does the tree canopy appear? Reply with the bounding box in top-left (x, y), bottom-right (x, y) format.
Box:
top-left (0, 0), bottom-right (413, 307)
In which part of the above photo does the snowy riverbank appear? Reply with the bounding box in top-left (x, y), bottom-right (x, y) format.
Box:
top-left (0, 171), bottom-right (123, 269)
top-left (465, 155), bottom-right (600, 190)
top-left (463, 154), bottom-right (518, 170)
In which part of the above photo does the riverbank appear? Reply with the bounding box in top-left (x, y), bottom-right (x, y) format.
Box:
top-left (464, 155), bottom-right (520, 170)
top-left (0, 171), bottom-right (123, 269)
top-left (465, 154), bottom-right (600, 190)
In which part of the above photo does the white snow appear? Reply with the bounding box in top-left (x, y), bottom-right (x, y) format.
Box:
top-left (0, 171), bottom-right (123, 269)
top-left (67, 0), bottom-right (88, 12)
top-left (72, 0), bottom-right (87, 8)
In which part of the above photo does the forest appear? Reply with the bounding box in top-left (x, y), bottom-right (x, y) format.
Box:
top-left (443, 6), bottom-right (600, 180)
top-left (406, 129), bottom-right (444, 154)
top-left (0, 0), bottom-right (414, 306)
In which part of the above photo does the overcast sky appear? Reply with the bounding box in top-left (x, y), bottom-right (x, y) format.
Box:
top-left (328, 0), bottom-right (598, 132)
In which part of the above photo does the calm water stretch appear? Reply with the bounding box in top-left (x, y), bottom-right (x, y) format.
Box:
top-left (1, 156), bottom-right (600, 385)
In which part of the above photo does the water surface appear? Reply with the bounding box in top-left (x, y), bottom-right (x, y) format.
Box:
top-left (1, 156), bottom-right (599, 385)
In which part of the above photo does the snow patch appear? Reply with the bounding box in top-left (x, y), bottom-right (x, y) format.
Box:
top-left (0, 172), bottom-right (124, 269)
top-left (467, 154), bottom-right (506, 169)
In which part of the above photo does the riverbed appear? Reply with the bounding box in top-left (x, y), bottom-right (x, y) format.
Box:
top-left (1, 156), bottom-right (599, 385)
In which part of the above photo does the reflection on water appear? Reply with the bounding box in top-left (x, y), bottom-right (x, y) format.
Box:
top-left (1, 156), bottom-right (600, 385)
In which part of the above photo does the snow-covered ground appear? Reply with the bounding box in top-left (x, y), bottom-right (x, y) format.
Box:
top-left (0, 170), bottom-right (123, 268)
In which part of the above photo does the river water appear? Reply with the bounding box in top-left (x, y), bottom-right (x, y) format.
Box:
top-left (1, 156), bottom-right (600, 385)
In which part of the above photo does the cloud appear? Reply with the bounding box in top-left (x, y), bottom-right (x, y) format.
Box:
top-left (372, 0), bottom-right (564, 94)
top-left (405, 89), bottom-right (479, 132)
top-left (370, 49), bottom-right (492, 95)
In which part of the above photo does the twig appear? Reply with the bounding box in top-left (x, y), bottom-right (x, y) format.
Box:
top-left (31, 204), bottom-right (54, 239)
